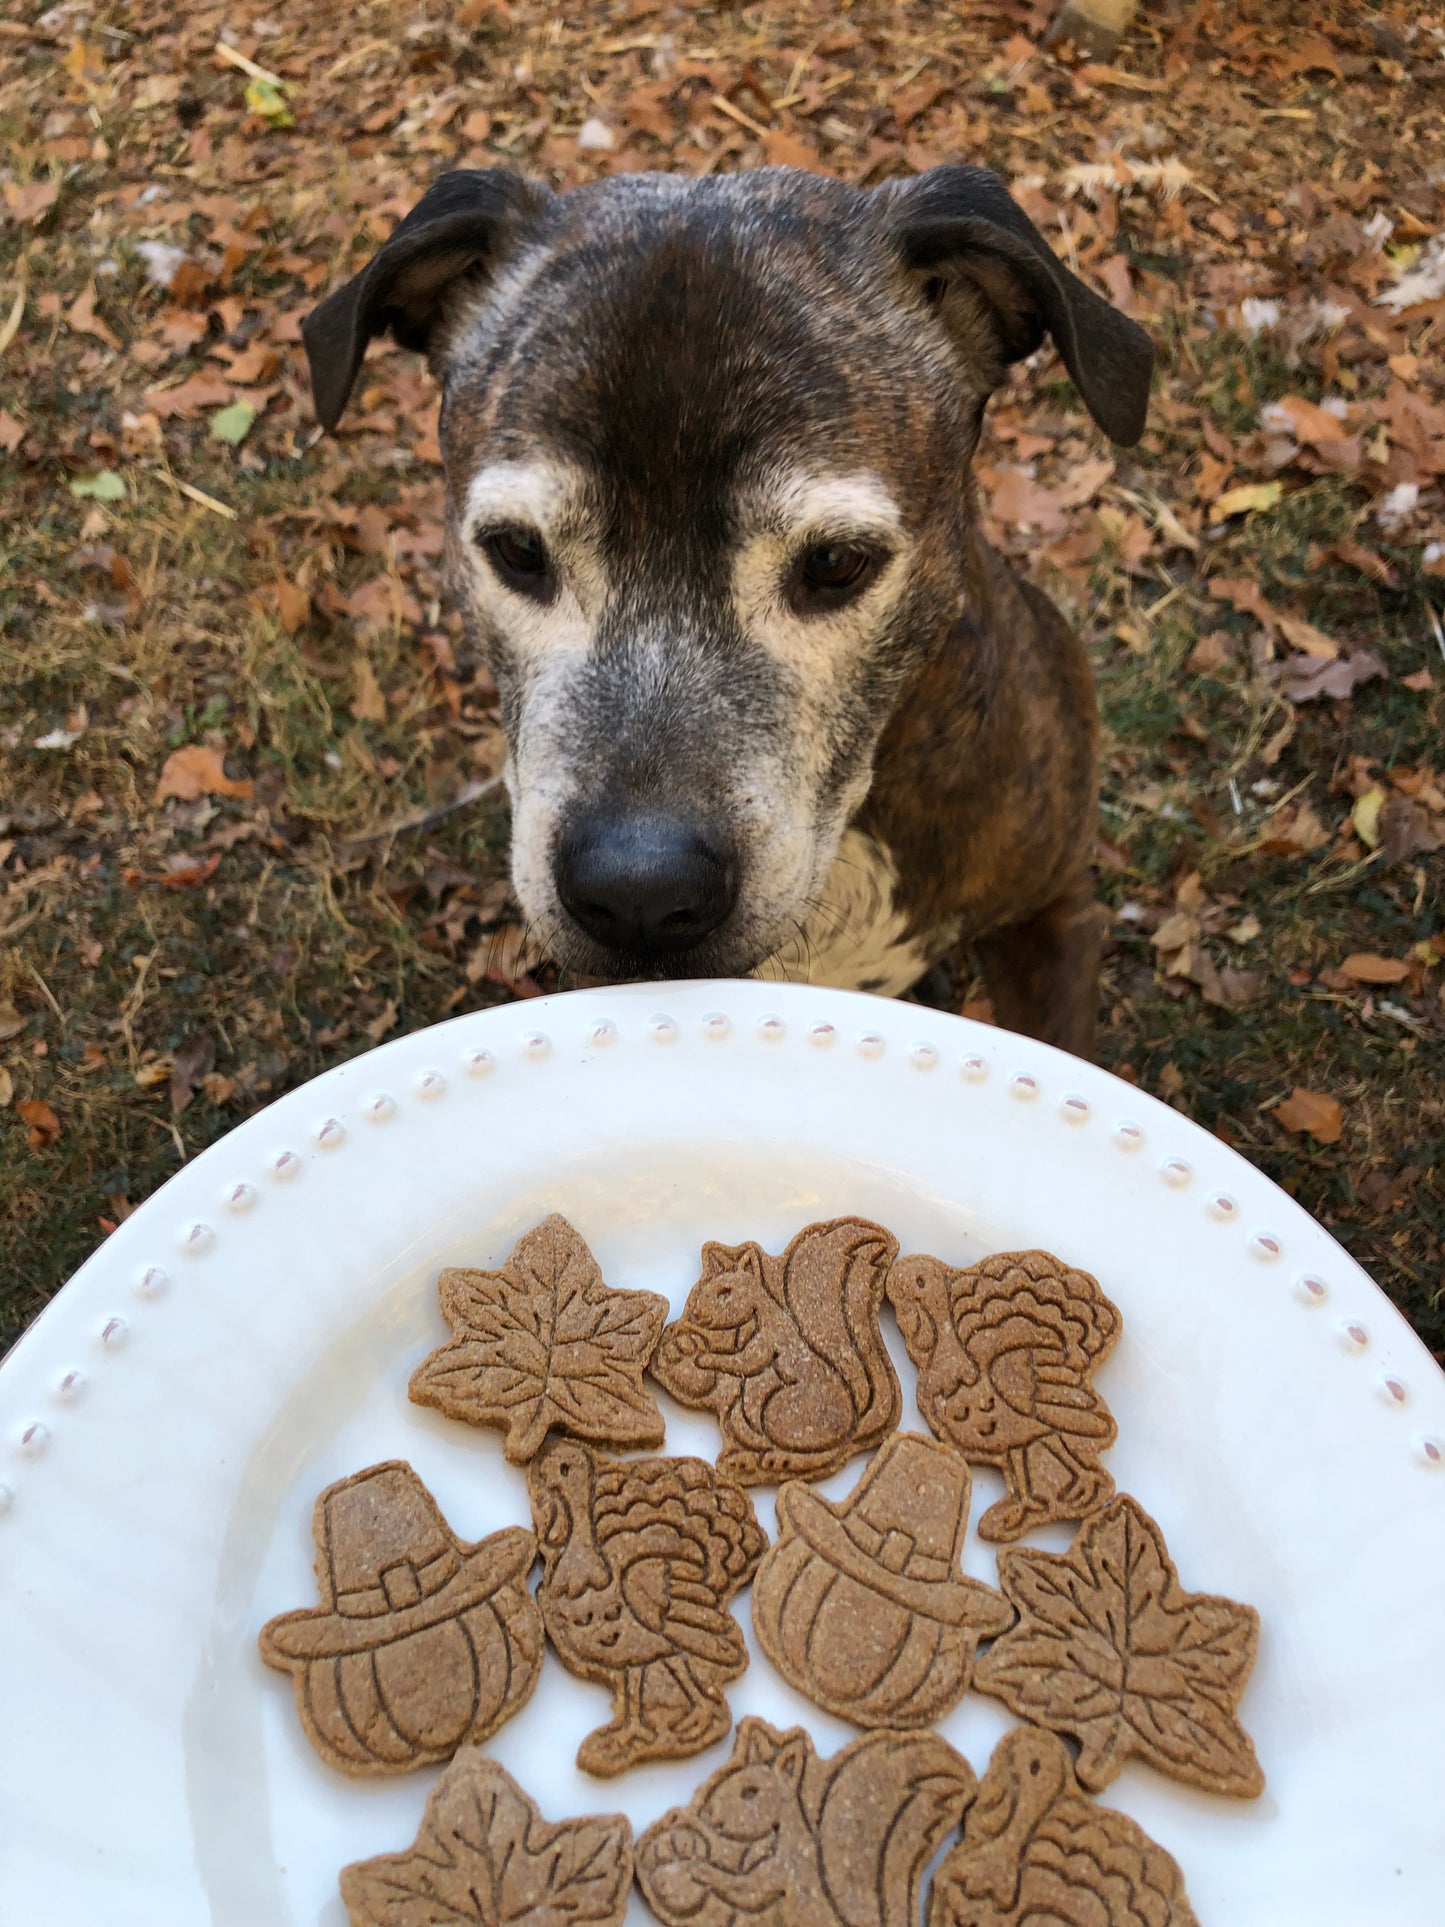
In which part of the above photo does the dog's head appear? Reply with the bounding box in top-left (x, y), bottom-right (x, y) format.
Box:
top-left (305, 165), bottom-right (1151, 982)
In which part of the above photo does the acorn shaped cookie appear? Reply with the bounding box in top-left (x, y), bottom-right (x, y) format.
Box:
top-left (260, 1461), bottom-right (543, 1775)
top-left (751, 1433), bottom-right (1013, 1728)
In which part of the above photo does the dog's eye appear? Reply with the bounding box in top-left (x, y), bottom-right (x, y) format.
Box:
top-left (479, 526), bottom-right (552, 595)
top-left (793, 542), bottom-right (877, 612)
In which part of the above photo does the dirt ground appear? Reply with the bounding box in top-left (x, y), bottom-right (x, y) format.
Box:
top-left (2, 0), bottom-right (1442, 1361)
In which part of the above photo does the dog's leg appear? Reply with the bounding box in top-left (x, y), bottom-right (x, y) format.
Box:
top-left (973, 874), bottom-right (1101, 1059)
top-left (904, 956), bottom-right (959, 1011)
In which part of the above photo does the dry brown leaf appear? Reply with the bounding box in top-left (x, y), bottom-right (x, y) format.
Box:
top-left (16, 1097), bottom-right (61, 1148)
top-left (1326, 538), bottom-right (1401, 588)
top-left (275, 576), bottom-right (310, 634)
top-left (4, 177), bottom-right (59, 225)
top-left (65, 284), bottom-right (120, 349)
top-left (0, 1066), bottom-right (13, 1108)
top-left (122, 854), bottom-right (222, 889)
top-left (0, 1002), bottom-right (24, 1043)
top-left (1274, 612), bottom-right (1339, 661)
top-left (1282, 650), bottom-right (1387, 704)
top-left (345, 574), bottom-right (420, 631)
top-left (1053, 455), bottom-right (1115, 509)
top-left (409, 1215), bottom-right (669, 1462)
top-left (1339, 952), bottom-right (1410, 984)
top-left (169, 1033), bottom-right (216, 1115)
top-left (364, 998), bottom-right (399, 1042)
top-left (351, 658), bottom-right (388, 722)
top-left (144, 374), bottom-right (233, 419)
top-left (1272, 1087), bottom-right (1344, 1143)
top-left (1186, 629), bottom-right (1234, 673)
top-left (155, 743), bottom-right (253, 803)
top-left (984, 466), bottom-right (1066, 532)
top-left (1378, 792), bottom-right (1445, 865)
top-left (763, 127), bottom-right (817, 169)
top-left (1262, 393), bottom-right (1351, 449)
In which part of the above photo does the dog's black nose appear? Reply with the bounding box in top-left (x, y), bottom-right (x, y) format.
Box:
top-left (556, 815), bottom-right (735, 956)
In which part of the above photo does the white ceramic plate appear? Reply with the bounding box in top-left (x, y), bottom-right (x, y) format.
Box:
top-left (1, 981), bottom-right (1442, 1927)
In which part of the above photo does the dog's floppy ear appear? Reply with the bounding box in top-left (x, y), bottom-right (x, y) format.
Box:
top-left (302, 168), bottom-right (552, 433)
top-left (881, 163), bottom-right (1154, 446)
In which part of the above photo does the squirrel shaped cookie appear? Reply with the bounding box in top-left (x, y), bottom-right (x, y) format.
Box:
top-left (528, 1436), bottom-right (767, 1776)
top-left (259, 1462), bottom-right (542, 1776)
top-left (651, 1218), bottom-right (901, 1484)
top-left (637, 1716), bottom-right (976, 1927)
top-left (887, 1248), bottom-right (1120, 1540)
top-left (929, 1727), bottom-right (1199, 1927)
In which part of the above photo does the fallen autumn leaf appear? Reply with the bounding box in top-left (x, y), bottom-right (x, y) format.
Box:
top-left (1272, 1087), bottom-right (1344, 1144)
top-left (1339, 953), bottom-right (1411, 984)
top-left (155, 744), bottom-right (253, 803)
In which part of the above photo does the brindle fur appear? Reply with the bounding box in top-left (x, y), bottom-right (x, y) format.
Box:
top-left (303, 165), bottom-right (1152, 1058)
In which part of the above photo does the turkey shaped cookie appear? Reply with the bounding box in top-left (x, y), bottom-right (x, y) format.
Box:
top-left (887, 1248), bottom-right (1120, 1541)
top-left (651, 1218), bottom-right (901, 1484)
top-left (929, 1728), bottom-right (1199, 1927)
top-left (528, 1436), bottom-right (766, 1776)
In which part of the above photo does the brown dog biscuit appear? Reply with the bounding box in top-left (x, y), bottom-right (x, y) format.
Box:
top-left (752, 1432), bottom-right (1014, 1728)
top-left (409, 1214), bottom-right (669, 1463)
top-left (650, 1217), bottom-right (901, 1484)
top-left (973, 1495), bottom-right (1264, 1799)
top-left (259, 1461), bottom-right (542, 1776)
top-left (527, 1436), bottom-right (766, 1776)
top-left (887, 1248), bottom-right (1121, 1540)
top-left (929, 1727), bottom-right (1199, 1927)
top-left (339, 1747), bottom-right (633, 1927)
top-left (636, 1716), bottom-right (977, 1927)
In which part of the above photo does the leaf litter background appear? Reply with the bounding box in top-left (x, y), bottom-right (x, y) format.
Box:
top-left (1, 0), bottom-right (1442, 1362)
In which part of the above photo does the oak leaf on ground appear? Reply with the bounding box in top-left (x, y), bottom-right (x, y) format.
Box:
top-left (1272, 1088), bottom-right (1344, 1144)
top-left (155, 743), bottom-right (253, 803)
top-left (16, 1098), bottom-right (61, 1148)
top-left (1339, 953), bottom-right (1410, 984)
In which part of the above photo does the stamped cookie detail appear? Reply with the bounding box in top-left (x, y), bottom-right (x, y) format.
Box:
top-left (409, 1214), bottom-right (669, 1463)
top-left (887, 1248), bottom-right (1120, 1540)
top-left (259, 1462), bottom-right (542, 1776)
top-left (929, 1727), bottom-right (1200, 1927)
top-left (339, 1748), bottom-right (633, 1927)
top-left (973, 1495), bottom-right (1264, 1798)
top-left (751, 1432), bottom-right (1013, 1728)
top-left (651, 1218), bottom-right (901, 1484)
top-left (528, 1437), bottom-right (766, 1776)
top-left (636, 1716), bottom-right (976, 1927)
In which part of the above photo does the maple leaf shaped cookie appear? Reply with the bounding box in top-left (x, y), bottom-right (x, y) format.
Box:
top-left (339, 1748), bottom-right (632, 1927)
top-left (409, 1215), bottom-right (669, 1463)
top-left (972, 1495), bottom-right (1264, 1799)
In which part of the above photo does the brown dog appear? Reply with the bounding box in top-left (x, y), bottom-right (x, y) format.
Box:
top-left (304, 165), bottom-right (1152, 1057)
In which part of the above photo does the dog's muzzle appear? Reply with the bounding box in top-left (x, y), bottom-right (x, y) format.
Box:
top-left (555, 813), bottom-right (736, 960)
